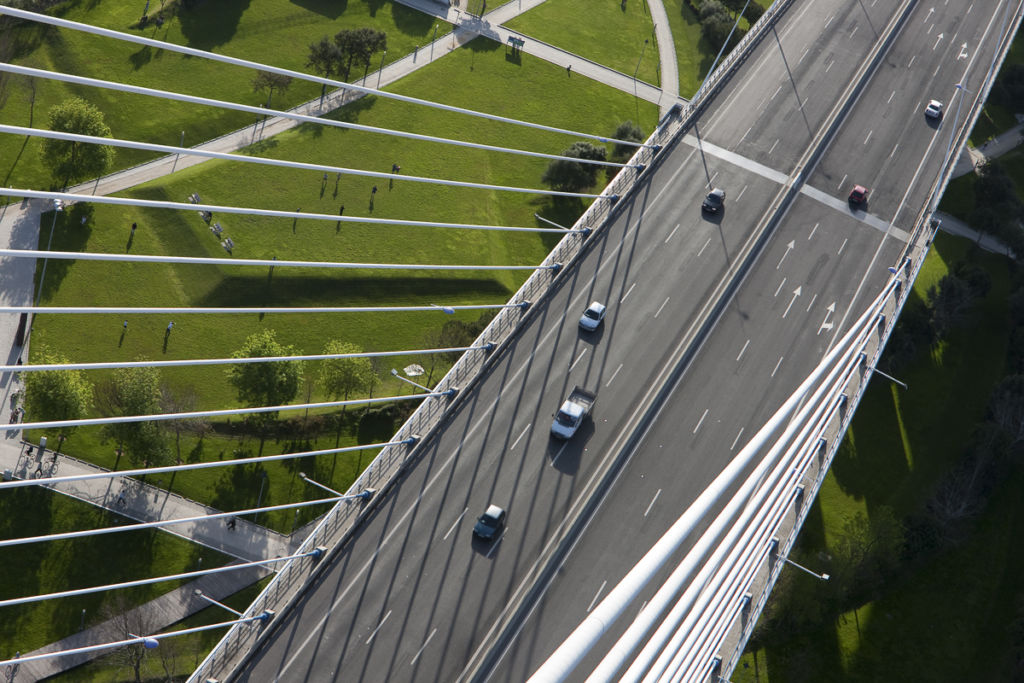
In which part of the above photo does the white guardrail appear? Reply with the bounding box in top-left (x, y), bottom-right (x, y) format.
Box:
top-left (186, 0), bottom-right (800, 679)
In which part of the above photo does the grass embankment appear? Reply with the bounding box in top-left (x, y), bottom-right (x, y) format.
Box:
top-left (734, 232), bottom-right (1019, 681)
top-left (969, 36), bottom-right (1024, 145)
top-left (0, 0), bottom-right (450, 194)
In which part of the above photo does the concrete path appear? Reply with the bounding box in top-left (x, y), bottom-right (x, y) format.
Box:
top-left (934, 210), bottom-right (1016, 257)
top-left (647, 0), bottom-right (682, 115)
top-left (951, 118), bottom-right (1024, 177)
top-left (0, 440), bottom-right (298, 562)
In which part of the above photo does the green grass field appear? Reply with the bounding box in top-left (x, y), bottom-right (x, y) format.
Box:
top-left (733, 232), bottom-right (1018, 681)
top-left (968, 35), bottom-right (1024, 145)
top-left (0, 0), bottom-right (451, 194)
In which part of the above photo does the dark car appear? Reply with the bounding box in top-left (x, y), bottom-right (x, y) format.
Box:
top-left (848, 184), bottom-right (868, 205)
top-left (702, 188), bottom-right (726, 213)
top-left (473, 504), bottom-right (506, 541)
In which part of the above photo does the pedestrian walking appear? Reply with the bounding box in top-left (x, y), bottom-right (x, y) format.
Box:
top-left (339, 205), bottom-right (345, 216)
top-left (131, 222), bottom-right (137, 236)
top-left (123, 320), bottom-right (128, 332)
top-left (371, 186), bottom-right (378, 195)
top-left (567, 64), bottom-right (572, 76)
top-left (165, 321), bottom-right (174, 336)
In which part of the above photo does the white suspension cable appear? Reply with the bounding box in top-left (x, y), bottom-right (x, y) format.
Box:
top-left (2, 392), bottom-right (445, 432)
top-left (0, 7), bottom-right (652, 151)
top-left (0, 187), bottom-right (584, 233)
top-left (0, 439), bottom-right (411, 491)
top-left (0, 122), bottom-right (623, 193)
top-left (3, 343), bottom-right (491, 373)
top-left (0, 494), bottom-right (350, 549)
top-left (0, 302), bottom-right (526, 315)
top-left (0, 547), bottom-right (320, 608)
top-left (0, 247), bottom-right (556, 272)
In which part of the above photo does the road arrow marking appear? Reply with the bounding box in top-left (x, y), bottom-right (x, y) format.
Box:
top-left (818, 301), bottom-right (836, 335)
top-left (925, 7), bottom-right (934, 21)
top-left (776, 240), bottom-right (795, 269)
top-left (782, 286), bottom-right (802, 318)
top-left (958, 43), bottom-right (969, 59)
top-left (933, 32), bottom-right (944, 50)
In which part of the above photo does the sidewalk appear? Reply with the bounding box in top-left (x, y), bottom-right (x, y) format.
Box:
top-left (934, 210), bottom-right (1017, 257)
top-left (951, 118), bottom-right (1024, 178)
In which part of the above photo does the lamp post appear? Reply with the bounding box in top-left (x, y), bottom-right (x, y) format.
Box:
top-left (633, 39), bottom-right (649, 99)
top-left (431, 24), bottom-right (438, 61)
top-left (782, 555), bottom-right (829, 581)
top-left (194, 589), bottom-right (242, 616)
top-left (299, 471), bottom-right (374, 501)
top-left (377, 50), bottom-right (387, 88)
top-left (391, 367), bottom-right (433, 394)
top-left (34, 199), bottom-right (63, 306)
top-left (172, 130), bottom-right (184, 173)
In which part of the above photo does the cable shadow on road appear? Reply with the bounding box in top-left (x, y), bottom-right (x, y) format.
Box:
top-left (771, 26), bottom-right (813, 138)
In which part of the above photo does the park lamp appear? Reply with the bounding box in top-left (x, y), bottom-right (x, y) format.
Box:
top-left (391, 368), bottom-right (458, 398)
top-left (299, 472), bottom-right (373, 502)
top-left (193, 589), bottom-right (243, 617)
top-left (128, 633), bottom-right (160, 649)
top-left (782, 556), bottom-right (829, 581)
top-left (431, 303), bottom-right (456, 314)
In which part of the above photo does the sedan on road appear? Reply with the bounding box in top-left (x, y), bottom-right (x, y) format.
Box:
top-left (578, 301), bottom-right (607, 331)
top-left (924, 99), bottom-right (944, 119)
top-left (473, 504), bottom-right (506, 541)
top-left (702, 188), bottom-right (726, 214)
top-left (848, 184), bottom-right (869, 205)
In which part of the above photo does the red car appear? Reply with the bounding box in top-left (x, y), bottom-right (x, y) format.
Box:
top-left (849, 184), bottom-right (868, 205)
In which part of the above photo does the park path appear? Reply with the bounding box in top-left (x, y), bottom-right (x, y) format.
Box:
top-left (647, 0), bottom-right (682, 110)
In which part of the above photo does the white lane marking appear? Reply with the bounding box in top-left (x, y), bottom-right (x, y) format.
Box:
top-left (771, 356), bottom-right (784, 377)
top-left (644, 489), bottom-right (662, 517)
top-left (797, 47), bottom-right (809, 65)
top-left (730, 427), bottom-right (745, 451)
top-left (927, 23), bottom-right (933, 35)
top-left (570, 348), bottom-right (587, 371)
top-left (887, 90), bottom-right (896, 104)
top-left (850, 24), bottom-right (859, 39)
top-left (550, 441), bottom-right (569, 467)
top-left (774, 277), bottom-right (787, 297)
top-left (443, 507), bottom-right (468, 540)
top-left (770, 85), bottom-right (783, 101)
top-left (782, 286), bottom-right (802, 319)
top-left (933, 64), bottom-right (941, 77)
top-left (620, 282), bottom-right (637, 303)
top-left (768, 138), bottom-right (779, 156)
top-left (864, 130), bottom-right (873, 145)
top-left (587, 581), bottom-right (608, 613)
top-left (605, 363), bottom-right (624, 387)
top-left (890, 143), bottom-right (899, 158)
top-left (366, 610), bottom-right (392, 645)
top-left (837, 174), bottom-right (847, 190)
top-left (808, 222), bottom-right (819, 240)
top-left (824, 14), bottom-right (833, 28)
top-left (740, 126), bottom-right (752, 142)
top-left (510, 423), bottom-right (531, 450)
top-left (697, 237), bottom-right (712, 258)
top-left (776, 240), bottom-right (795, 269)
top-left (654, 297), bottom-right (670, 318)
top-left (908, 55), bottom-right (916, 68)
top-left (967, 2), bottom-right (973, 13)
top-left (838, 237), bottom-right (848, 254)
top-left (485, 530), bottom-right (506, 559)
top-left (736, 339), bottom-right (750, 362)
top-left (693, 408), bottom-right (709, 434)
top-left (709, 171), bottom-right (720, 185)
top-left (736, 184), bottom-right (748, 202)
top-left (664, 224), bottom-right (680, 243)
top-left (410, 628), bottom-right (438, 666)
top-left (805, 292), bottom-right (818, 312)
top-left (825, 59), bottom-right (833, 73)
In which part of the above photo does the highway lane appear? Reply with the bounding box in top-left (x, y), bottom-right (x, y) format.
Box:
top-left (232, 91), bottom-right (788, 682)
top-left (484, 0), bottom-right (1015, 679)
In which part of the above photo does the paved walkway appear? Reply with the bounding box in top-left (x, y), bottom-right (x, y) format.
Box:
top-left (647, 0), bottom-right (681, 113)
top-left (951, 118), bottom-right (1024, 177)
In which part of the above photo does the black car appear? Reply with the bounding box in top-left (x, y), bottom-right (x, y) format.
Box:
top-left (473, 504), bottom-right (506, 541)
top-left (702, 188), bottom-right (726, 213)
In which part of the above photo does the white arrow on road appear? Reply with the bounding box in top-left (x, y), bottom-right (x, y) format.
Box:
top-left (776, 240), bottom-right (796, 270)
top-left (925, 7), bottom-right (934, 21)
top-left (933, 32), bottom-right (944, 50)
top-left (818, 301), bottom-right (836, 335)
top-left (958, 43), bottom-right (969, 60)
top-left (782, 286), bottom-right (802, 318)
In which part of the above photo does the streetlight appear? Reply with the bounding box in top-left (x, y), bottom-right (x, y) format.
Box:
top-left (377, 50), bottom-right (387, 89)
top-left (782, 555), bottom-right (829, 581)
top-left (298, 472), bottom-right (374, 501)
top-left (34, 198), bottom-right (63, 306)
top-left (430, 24), bottom-right (438, 61)
top-left (391, 367), bottom-right (433, 394)
top-left (633, 39), bottom-right (649, 98)
top-left (194, 589), bottom-right (243, 616)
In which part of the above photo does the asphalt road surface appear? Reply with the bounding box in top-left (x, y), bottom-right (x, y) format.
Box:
top-left (233, 0), bottom-right (1015, 680)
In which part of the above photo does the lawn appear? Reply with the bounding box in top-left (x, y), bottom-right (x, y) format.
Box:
top-left (733, 232), bottom-right (1018, 681)
top-left (504, 0), bottom-right (660, 91)
top-left (0, 486), bottom-right (232, 658)
top-left (939, 146), bottom-right (1024, 222)
top-left (0, 0), bottom-right (451, 195)
top-left (968, 34), bottom-right (1024, 145)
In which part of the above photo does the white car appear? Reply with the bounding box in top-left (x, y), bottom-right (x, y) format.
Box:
top-left (578, 301), bottom-right (607, 331)
top-left (924, 100), bottom-right (943, 119)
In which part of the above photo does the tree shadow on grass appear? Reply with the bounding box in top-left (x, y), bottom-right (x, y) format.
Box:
top-left (391, 2), bottom-right (437, 36)
top-left (321, 94), bottom-right (379, 125)
top-left (290, 0), bottom-right (347, 19)
top-left (177, 0), bottom-right (253, 51)
top-left (36, 203), bottom-right (94, 303)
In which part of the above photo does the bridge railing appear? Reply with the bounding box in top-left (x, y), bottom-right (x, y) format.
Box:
top-left (188, 1), bottom-right (804, 677)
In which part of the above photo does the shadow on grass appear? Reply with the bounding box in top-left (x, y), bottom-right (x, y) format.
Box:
top-left (289, 0), bottom-right (347, 19)
top-left (392, 2), bottom-right (438, 35)
top-left (177, 0), bottom-right (253, 50)
top-left (36, 204), bottom-right (94, 302)
top-left (196, 274), bottom-right (512, 307)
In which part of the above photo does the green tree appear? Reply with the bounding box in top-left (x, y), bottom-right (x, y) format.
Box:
top-left (334, 28), bottom-right (387, 81)
top-left (611, 120), bottom-right (644, 162)
top-left (318, 340), bottom-right (378, 406)
top-left (227, 330), bottom-right (303, 444)
top-left (698, 0), bottom-right (738, 47)
top-left (40, 97), bottom-right (116, 186)
top-left (101, 366), bottom-right (170, 468)
top-left (307, 37), bottom-right (344, 106)
top-left (541, 141), bottom-right (608, 192)
top-left (251, 70), bottom-right (293, 108)
top-left (21, 348), bottom-right (93, 450)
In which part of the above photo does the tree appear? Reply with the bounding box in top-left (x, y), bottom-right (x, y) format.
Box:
top-left (611, 120), bottom-right (644, 162)
top-left (541, 141), bottom-right (608, 192)
top-left (251, 70), bottom-right (293, 108)
top-left (101, 595), bottom-right (159, 683)
top-left (334, 27), bottom-right (387, 81)
top-left (40, 97), bottom-right (116, 186)
top-left (101, 366), bottom-right (170, 468)
top-left (989, 375), bottom-right (1024, 450)
top-left (227, 330), bottom-right (303, 441)
top-left (21, 348), bottom-right (93, 450)
top-left (698, 0), bottom-right (742, 47)
top-left (318, 340), bottom-right (378, 406)
top-left (307, 37), bottom-right (344, 106)
top-left (992, 64), bottom-right (1024, 112)
top-left (928, 273), bottom-right (974, 338)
